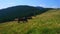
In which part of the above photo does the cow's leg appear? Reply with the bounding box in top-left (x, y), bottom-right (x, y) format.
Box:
top-left (25, 19), bottom-right (28, 22)
top-left (22, 17), bottom-right (28, 23)
top-left (18, 18), bottom-right (21, 23)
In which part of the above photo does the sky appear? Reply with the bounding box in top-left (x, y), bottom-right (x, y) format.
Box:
top-left (0, 0), bottom-right (60, 9)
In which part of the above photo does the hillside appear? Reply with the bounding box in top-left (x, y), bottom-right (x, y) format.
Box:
top-left (0, 5), bottom-right (44, 23)
top-left (0, 9), bottom-right (60, 34)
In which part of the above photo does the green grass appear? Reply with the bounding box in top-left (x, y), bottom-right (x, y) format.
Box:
top-left (0, 9), bottom-right (60, 34)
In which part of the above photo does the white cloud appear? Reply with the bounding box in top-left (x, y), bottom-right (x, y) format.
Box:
top-left (50, 6), bottom-right (58, 8)
top-left (39, 4), bottom-right (47, 8)
top-left (39, 4), bottom-right (59, 8)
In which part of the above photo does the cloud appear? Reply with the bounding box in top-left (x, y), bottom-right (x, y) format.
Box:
top-left (0, 2), bottom-right (17, 9)
top-left (39, 4), bottom-right (59, 8)
top-left (50, 6), bottom-right (59, 8)
top-left (39, 4), bottom-right (47, 8)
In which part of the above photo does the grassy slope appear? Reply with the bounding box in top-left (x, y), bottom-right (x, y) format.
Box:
top-left (0, 9), bottom-right (60, 34)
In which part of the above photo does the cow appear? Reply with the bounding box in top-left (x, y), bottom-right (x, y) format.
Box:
top-left (14, 16), bottom-right (32, 23)
top-left (18, 17), bottom-right (28, 23)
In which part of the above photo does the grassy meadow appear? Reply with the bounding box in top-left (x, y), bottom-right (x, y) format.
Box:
top-left (0, 9), bottom-right (60, 34)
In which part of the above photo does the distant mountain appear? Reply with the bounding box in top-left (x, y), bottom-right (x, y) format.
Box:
top-left (35, 6), bottom-right (44, 10)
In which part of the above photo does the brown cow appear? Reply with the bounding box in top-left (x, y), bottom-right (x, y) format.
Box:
top-left (14, 16), bottom-right (32, 23)
top-left (18, 17), bottom-right (28, 23)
